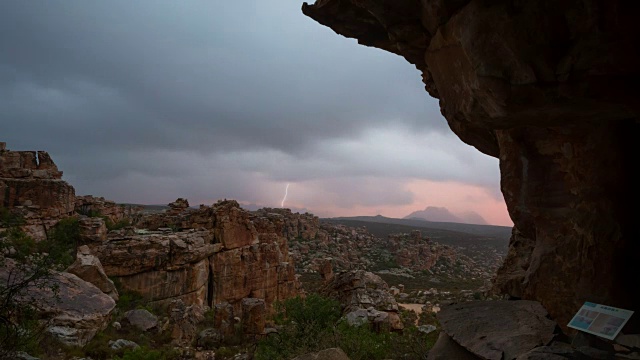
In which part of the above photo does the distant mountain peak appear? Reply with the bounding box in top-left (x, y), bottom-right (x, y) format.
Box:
top-left (404, 206), bottom-right (488, 225)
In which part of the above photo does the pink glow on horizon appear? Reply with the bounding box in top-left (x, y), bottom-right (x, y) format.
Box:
top-left (284, 179), bottom-right (513, 227)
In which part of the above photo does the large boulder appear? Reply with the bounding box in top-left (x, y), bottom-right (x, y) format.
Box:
top-left (435, 301), bottom-right (557, 360)
top-left (322, 270), bottom-right (402, 331)
top-left (66, 245), bottom-right (118, 300)
top-left (0, 262), bottom-right (116, 347)
top-left (123, 309), bottom-right (158, 332)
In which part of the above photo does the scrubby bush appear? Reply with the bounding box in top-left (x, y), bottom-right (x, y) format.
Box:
top-left (254, 293), bottom-right (438, 360)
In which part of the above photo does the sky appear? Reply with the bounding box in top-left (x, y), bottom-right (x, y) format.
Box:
top-left (0, 1), bottom-right (513, 226)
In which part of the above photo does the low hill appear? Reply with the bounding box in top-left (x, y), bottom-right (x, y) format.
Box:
top-left (326, 215), bottom-right (512, 240)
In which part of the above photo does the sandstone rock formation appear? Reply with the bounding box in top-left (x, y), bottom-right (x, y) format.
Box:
top-left (0, 259), bottom-right (116, 347)
top-left (86, 199), bottom-right (300, 335)
top-left (322, 270), bottom-right (403, 331)
top-left (302, 0), bottom-right (640, 331)
top-left (75, 195), bottom-right (142, 224)
top-left (166, 299), bottom-right (205, 346)
top-left (0, 145), bottom-right (75, 239)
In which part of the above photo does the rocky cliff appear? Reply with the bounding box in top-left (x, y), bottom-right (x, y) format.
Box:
top-left (87, 199), bottom-right (300, 320)
top-left (0, 142), bottom-right (76, 240)
top-left (302, 0), bottom-right (640, 331)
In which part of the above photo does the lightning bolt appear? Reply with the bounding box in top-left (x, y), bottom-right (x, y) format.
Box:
top-left (281, 183), bottom-right (290, 208)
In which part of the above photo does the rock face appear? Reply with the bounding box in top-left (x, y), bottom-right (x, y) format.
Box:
top-left (436, 301), bottom-right (556, 360)
top-left (0, 145), bottom-right (75, 239)
top-left (88, 199), bottom-right (300, 333)
top-left (322, 270), bottom-right (403, 331)
top-left (302, 0), bottom-right (640, 331)
top-left (75, 195), bottom-right (142, 224)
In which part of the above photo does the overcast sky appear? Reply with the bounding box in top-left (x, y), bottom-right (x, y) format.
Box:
top-left (0, 1), bottom-right (512, 226)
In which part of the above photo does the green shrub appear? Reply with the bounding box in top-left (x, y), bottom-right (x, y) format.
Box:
top-left (255, 293), bottom-right (438, 360)
top-left (114, 347), bottom-right (163, 360)
top-left (44, 217), bottom-right (81, 268)
top-left (105, 218), bottom-right (131, 231)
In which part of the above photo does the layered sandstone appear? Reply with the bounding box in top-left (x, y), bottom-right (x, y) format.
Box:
top-left (88, 200), bottom-right (300, 323)
top-left (302, 0), bottom-right (640, 331)
top-left (0, 144), bottom-right (75, 239)
top-left (75, 195), bottom-right (142, 224)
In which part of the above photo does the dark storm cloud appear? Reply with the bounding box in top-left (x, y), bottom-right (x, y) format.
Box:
top-left (1, 1), bottom-right (505, 220)
top-left (1, 1), bottom-right (444, 159)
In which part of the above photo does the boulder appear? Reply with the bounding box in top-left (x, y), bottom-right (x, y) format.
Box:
top-left (322, 270), bottom-right (403, 331)
top-left (241, 297), bottom-right (266, 335)
top-left (322, 270), bottom-right (398, 313)
top-left (7, 268), bottom-right (116, 347)
top-left (77, 217), bottom-right (107, 243)
top-left (427, 332), bottom-right (481, 360)
top-left (167, 299), bottom-right (205, 346)
top-left (109, 339), bottom-right (140, 351)
top-left (618, 335), bottom-right (640, 350)
top-left (123, 309), bottom-right (158, 332)
top-left (436, 301), bottom-right (556, 360)
top-left (66, 245), bottom-right (118, 300)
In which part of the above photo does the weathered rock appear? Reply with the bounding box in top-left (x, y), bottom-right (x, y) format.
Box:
top-left (123, 309), bottom-right (158, 331)
top-left (167, 299), bottom-right (205, 346)
top-left (514, 342), bottom-right (576, 360)
top-left (77, 216), bottom-right (108, 243)
top-left (436, 301), bottom-right (556, 360)
top-left (0, 146), bottom-right (75, 240)
top-left (418, 324), bottom-right (437, 335)
top-left (109, 339), bottom-right (140, 351)
top-left (292, 348), bottom-right (350, 360)
top-left (241, 297), bottom-right (266, 335)
top-left (213, 302), bottom-right (236, 339)
top-left (618, 335), bottom-right (640, 350)
top-left (302, 0), bottom-right (640, 333)
top-left (427, 332), bottom-right (481, 360)
top-left (319, 258), bottom-right (334, 282)
top-left (322, 270), bottom-right (403, 331)
top-left (197, 328), bottom-right (223, 349)
top-left (75, 195), bottom-right (141, 224)
top-left (91, 200), bottom-right (300, 313)
top-left (66, 245), bottom-right (118, 300)
top-left (0, 262), bottom-right (116, 347)
top-left (323, 270), bottom-right (398, 313)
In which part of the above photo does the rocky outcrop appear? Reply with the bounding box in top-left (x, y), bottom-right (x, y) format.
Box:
top-left (75, 195), bottom-right (141, 224)
top-left (0, 144), bottom-right (75, 240)
top-left (88, 199), bottom-right (300, 333)
top-left (322, 270), bottom-right (403, 331)
top-left (302, 1), bottom-right (640, 331)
